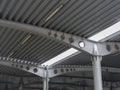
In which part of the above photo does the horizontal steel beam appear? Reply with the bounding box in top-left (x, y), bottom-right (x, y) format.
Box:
top-left (1, 57), bottom-right (120, 78)
top-left (0, 57), bottom-right (45, 78)
top-left (0, 19), bottom-right (119, 56)
top-left (48, 65), bottom-right (120, 78)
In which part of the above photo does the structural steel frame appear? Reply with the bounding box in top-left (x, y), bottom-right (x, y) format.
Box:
top-left (0, 19), bottom-right (120, 90)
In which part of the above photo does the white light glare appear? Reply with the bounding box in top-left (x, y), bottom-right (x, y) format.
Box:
top-left (79, 41), bottom-right (85, 48)
top-left (89, 22), bottom-right (120, 41)
top-left (41, 48), bottom-right (78, 66)
top-left (42, 21), bottom-right (120, 66)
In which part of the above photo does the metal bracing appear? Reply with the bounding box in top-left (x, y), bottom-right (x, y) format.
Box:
top-left (0, 57), bottom-right (45, 78)
top-left (0, 19), bottom-right (119, 56)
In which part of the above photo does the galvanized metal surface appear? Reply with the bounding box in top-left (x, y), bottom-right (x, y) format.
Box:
top-left (0, 0), bottom-right (120, 37)
top-left (0, 0), bottom-right (119, 76)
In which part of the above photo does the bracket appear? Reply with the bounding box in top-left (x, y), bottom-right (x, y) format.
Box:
top-left (0, 19), bottom-right (119, 56)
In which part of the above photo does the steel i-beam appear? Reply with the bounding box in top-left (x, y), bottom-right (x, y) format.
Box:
top-left (0, 57), bottom-right (45, 78)
top-left (43, 67), bottom-right (49, 90)
top-left (0, 19), bottom-right (119, 56)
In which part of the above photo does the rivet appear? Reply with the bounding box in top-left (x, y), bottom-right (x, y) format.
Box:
top-left (73, 68), bottom-right (76, 71)
top-left (106, 45), bottom-right (111, 51)
top-left (60, 35), bottom-right (65, 40)
top-left (20, 65), bottom-right (23, 68)
top-left (26, 66), bottom-right (30, 70)
top-left (69, 38), bottom-right (74, 43)
top-left (54, 70), bottom-right (57, 74)
top-left (66, 69), bottom-right (69, 72)
top-left (115, 44), bottom-right (119, 50)
top-left (33, 68), bottom-right (38, 73)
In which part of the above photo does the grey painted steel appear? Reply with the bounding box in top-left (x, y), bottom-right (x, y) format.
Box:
top-left (92, 56), bottom-right (103, 90)
top-left (43, 77), bottom-right (49, 90)
top-left (1, 56), bottom-right (120, 78)
top-left (18, 78), bottom-right (23, 90)
top-left (47, 65), bottom-right (120, 78)
top-left (92, 43), bottom-right (103, 90)
top-left (43, 67), bottom-right (49, 90)
top-left (0, 57), bottom-right (45, 77)
top-left (0, 19), bottom-right (119, 56)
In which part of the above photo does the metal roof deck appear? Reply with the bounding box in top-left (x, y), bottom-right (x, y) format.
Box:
top-left (0, 0), bottom-right (119, 77)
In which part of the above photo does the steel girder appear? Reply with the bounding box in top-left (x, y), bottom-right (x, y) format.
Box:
top-left (0, 19), bottom-right (119, 56)
top-left (0, 19), bottom-right (119, 90)
top-left (0, 57), bottom-right (120, 78)
top-left (0, 57), bottom-right (45, 77)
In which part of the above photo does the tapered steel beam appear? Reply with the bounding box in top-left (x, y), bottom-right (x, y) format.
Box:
top-left (0, 57), bottom-right (45, 78)
top-left (0, 19), bottom-right (119, 56)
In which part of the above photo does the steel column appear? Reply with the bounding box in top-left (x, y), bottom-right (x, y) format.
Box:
top-left (18, 78), bottom-right (23, 90)
top-left (92, 56), bottom-right (103, 90)
top-left (43, 67), bottom-right (49, 90)
top-left (43, 78), bottom-right (49, 90)
top-left (19, 84), bottom-right (23, 90)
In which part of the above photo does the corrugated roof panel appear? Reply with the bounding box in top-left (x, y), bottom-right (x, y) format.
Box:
top-left (0, 0), bottom-right (119, 73)
top-left (0, 0), bottom-right (119, 38)
top-left (0, 28), bottom-right (70, 64)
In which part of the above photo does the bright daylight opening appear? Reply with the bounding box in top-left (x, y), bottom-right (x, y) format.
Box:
top-left (41, 48), bottom-right (78, 66)
top-left (42, 22), bottom-right (120, 66)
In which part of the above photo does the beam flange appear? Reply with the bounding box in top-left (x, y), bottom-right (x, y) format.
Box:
top-left (0, 19), bottom-right (119, 56)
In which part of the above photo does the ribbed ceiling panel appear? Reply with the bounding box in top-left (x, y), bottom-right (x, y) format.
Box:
top-left (0, 28), bottom-right (70, 64)
top-left (0, 0), bottom-right (119, 70)
top-left (0, 0), bottom-right (119, 38)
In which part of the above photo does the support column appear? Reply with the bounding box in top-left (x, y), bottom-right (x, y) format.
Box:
top-left (92, 56), bottom-right (103, 90)
top-left (43, 67), bottom-right (49, 90)
top-left (4, 84), bottom-right (8, 90)
top-left (18, 77), bottom-right (23, 90)
top-left (43, 78), bottom-right (49, 90)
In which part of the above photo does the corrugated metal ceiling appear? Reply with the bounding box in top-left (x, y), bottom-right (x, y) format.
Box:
top-left (0, 0), bottom-right (120, 37)
top-left (0, 27), bottom-right (69, 64)
top-left (0, 0), bottom-right (120, 76)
